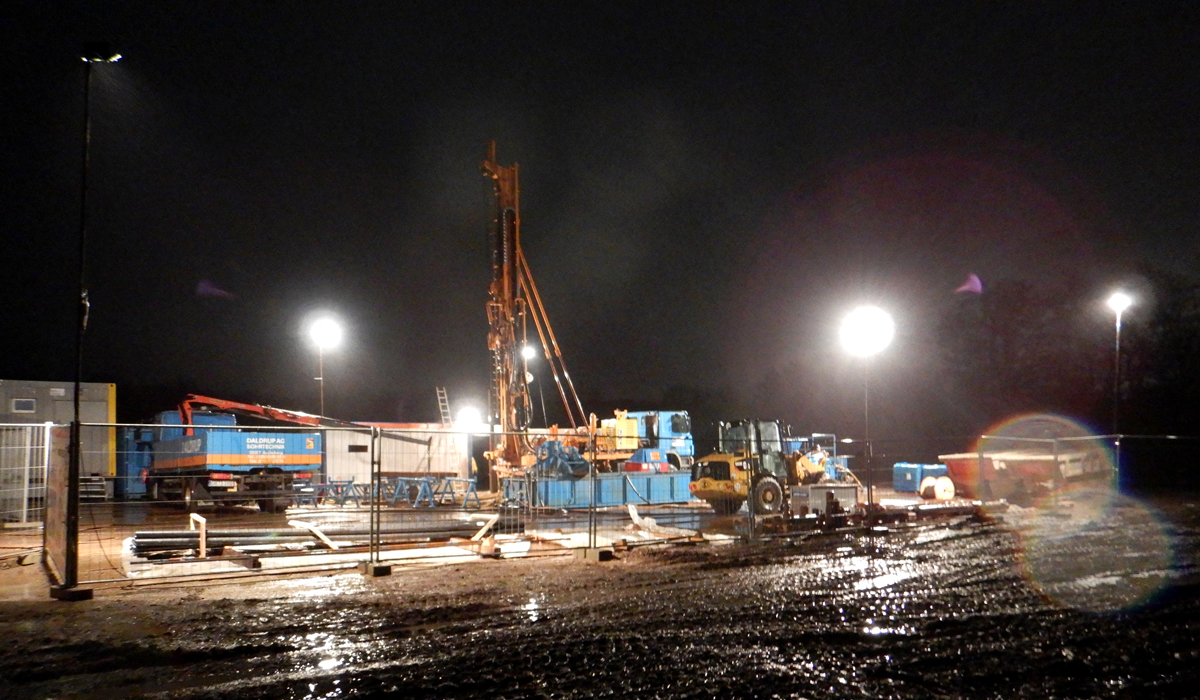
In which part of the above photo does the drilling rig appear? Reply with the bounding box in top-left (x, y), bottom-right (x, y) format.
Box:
top-left (482, 142), bottom-right (587, 483)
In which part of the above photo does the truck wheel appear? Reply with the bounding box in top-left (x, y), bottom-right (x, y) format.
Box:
top-left (258, 498), bottom-right (290, 514)
top-left (183, 480), bottom-right (199, 512)
top-left (751, 476), bottom-right (783, 515)
top-left (711, 497), bottom-right (744, 515)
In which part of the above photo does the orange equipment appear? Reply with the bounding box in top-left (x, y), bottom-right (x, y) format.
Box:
top-left (481, 142), bottom-right (587, 474)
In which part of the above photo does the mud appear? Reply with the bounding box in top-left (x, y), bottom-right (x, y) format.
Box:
top-left (1, 493), bottom-right (1197, 699)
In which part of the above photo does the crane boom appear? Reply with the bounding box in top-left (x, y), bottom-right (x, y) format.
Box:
top-left (178, 394), bottom-right (360, 434)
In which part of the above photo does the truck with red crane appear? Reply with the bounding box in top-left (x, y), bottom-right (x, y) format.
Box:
top-left (137, 395), bottom-right (355, 512)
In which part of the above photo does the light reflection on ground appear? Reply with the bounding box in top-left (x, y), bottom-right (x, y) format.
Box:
top-left (0, 497), bottom-right (1195, 698)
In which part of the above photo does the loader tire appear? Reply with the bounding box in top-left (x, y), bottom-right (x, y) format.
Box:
top-left (751, 476), bottom-right (783, 515)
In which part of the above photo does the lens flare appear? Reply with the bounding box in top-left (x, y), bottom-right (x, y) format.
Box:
top-left (1015, 488), bottom-right (1175, 613)
top-left (963, 414), bottom-right (1176, 612)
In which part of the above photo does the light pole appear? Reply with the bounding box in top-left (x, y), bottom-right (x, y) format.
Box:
top-left (1106, 292), bottom-right (1132, 434)
top-left (61, 44), bottom-right (120, 596)
top-left (839, 305), bottom-right (895, 514)
top-left (1106, 291), bottom-right (1132, 489)
top-left (308, 317), bottom-right (342, 417)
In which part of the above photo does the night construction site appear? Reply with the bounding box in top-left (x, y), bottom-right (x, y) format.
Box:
top-left (0, 143), bottom-right (1148, 598)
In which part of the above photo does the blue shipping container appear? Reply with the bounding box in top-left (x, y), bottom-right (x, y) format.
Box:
top-left (892, 463), bottom-right (949, 492)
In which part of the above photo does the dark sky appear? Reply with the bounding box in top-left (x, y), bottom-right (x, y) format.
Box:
top-left (3, 2), bottom-right (1198, 433)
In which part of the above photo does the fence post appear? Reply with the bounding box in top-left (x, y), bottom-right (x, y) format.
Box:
top-left (745, 436), bottom-right (755, 543)
top-left (49, 423), bottom-right (91, 600)
top-left (361, 426), bottom-right (390, 577)
top-left (1113, 434), bottom-right (1122, 492)
top-left (20, 425), bottom-right (32, 524)
top-left (589, 427), bottom-right (597, 550)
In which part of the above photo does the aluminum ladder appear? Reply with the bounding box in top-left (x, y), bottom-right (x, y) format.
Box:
top-left (436, 387), bottom-right (452, 426)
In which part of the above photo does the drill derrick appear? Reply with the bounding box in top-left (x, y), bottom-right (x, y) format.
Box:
top-left (481, 142), bottom-right (587, 474)
top-left (482, 142), bottom-right (531, 468)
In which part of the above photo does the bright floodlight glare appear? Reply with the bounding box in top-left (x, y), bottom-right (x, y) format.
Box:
top-left (839, 306), bottom-right (895, 357)
top-left (521, 344), bottom-right (537, 360)
top-left (456, 407), bottom-right (483, 428)
top-left (309, 318), bottom-right (343, 349)
top-left (1107, 292), bottom-right (1132, 314)
top-left (82, 43), bottom-right (121, 63)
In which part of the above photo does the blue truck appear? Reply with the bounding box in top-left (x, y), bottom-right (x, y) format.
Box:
top-left (120, 396), bottom-right (327, 512)
top-left (594, 409), bottom-right (695, 471)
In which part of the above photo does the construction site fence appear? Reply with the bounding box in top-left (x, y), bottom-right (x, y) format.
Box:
top-left (8, 422), bottom-right (1196, 590)
top-left (15, 423), bottom-right (687, 587)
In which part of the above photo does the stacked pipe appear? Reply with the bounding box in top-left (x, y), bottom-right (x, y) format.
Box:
top-left (131, 514), bottom-right (523, 556)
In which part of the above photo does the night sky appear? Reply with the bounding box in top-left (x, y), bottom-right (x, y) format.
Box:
top-left (3, 3), bottom-right (1198, 442)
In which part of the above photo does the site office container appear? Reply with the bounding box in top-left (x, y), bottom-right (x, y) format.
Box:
top-left (325, 423), bottom-right (471, 484)
top-left (0, 379), bottom-right (116, 479)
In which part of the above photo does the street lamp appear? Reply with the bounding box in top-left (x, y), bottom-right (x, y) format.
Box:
top-left (839, 305), bottom-right (895, 512)
top-left (1106, 292), bottom-right (1132, 435)
top-left (62, 44), bottom-right (120, 595)
top-left (308, 317), bottom-right (342, 417)
top-left (1106, 292), bottom-right (1132, 490)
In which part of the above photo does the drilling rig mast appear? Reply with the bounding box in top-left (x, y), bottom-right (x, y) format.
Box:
top-left (482, 142), bottom-right (587, 476)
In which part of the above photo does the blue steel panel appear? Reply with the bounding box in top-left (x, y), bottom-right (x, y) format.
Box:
top-left (523, 472), bottom-right (697, 508)
top-left (598, 475), bottom-right (624, 506)
top-left (658, 475), bottom-right (671, 502)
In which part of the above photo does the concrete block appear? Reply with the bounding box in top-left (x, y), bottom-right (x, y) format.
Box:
top-left (50, 586), bottom-right (93, 602)
top-left (359, 561), bottom-right (392, 577)
top-left (574, 547), bottom-right (615, 562)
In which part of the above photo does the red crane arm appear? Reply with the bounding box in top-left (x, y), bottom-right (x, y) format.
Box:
top-left (178, 394), bottom-right (358, 433)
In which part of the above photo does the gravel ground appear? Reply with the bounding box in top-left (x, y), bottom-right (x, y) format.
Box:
top-left (1, 490), bottom-right (1197, 699)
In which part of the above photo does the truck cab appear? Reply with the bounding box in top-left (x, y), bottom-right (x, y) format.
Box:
top-left (594, 409), bottom-right (695, 471)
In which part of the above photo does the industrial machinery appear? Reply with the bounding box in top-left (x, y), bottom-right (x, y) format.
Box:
top-left (689, 420), bottom-right (856, 515)
top-left (481, 142), bottom-right (587, 480)
top-left (591, 409), bottom-right (695, 471)
top-left (479, 144), bottom-right (700, 510)
top-left (137, 395), bottom-right (358, 512)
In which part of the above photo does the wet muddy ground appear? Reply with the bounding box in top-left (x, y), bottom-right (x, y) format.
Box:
top-left (1, 491), bottom-right (1198, 699)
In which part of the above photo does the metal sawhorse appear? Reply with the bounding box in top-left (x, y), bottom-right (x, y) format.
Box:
top-left (381, 476), bottom-right (437, 507)
top-left (433, 477), bottom-right (482, 509)
top-left (323, 477), bottom-right (362, 507)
